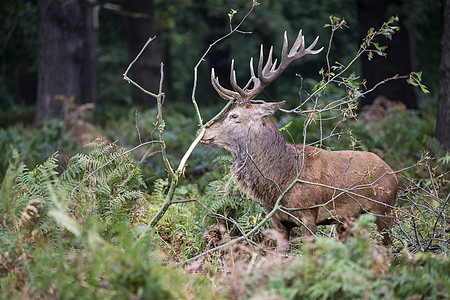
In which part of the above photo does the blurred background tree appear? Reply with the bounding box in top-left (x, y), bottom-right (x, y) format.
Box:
top-left (436, 0), bottom-right (449, 152)
top-left (34, 0), bottom-right (97, 124)
top-left (0, 0), bottom-right (447, 149)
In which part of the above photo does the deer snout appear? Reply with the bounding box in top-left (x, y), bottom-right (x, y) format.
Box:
top-left (197, 128), bottom-right (215, 144)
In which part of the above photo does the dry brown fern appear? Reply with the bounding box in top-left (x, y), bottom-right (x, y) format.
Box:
top-left (18, 199), bottom-right (41, 228)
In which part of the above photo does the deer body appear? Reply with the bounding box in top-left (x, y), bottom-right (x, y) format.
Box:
top-left (201, 103), bottom-right (398, 245)
top-left (202, 30), bottom-right (398, 246)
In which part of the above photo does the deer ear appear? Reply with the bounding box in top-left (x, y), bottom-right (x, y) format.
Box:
top-left (254, 101), bottom-right (286, 117)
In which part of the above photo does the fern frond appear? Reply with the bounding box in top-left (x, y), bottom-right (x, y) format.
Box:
top-left (18, 199), bottom-right (41, 228)
top-left (0, 149), bottom-right (23, 227)
top-left (153, 178), bottom-right (168, 199)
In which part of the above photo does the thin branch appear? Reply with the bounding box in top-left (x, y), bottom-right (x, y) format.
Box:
top-left (123, 35), bottom-right (158, 98)
top-left (191, 2), bottom-right (258, 127)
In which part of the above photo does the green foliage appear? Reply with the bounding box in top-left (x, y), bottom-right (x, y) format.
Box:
top-left (391, 252), bottom-right (450, 299)
top-left (0, 139), bottom-right (216, 298)
top-left (199, 155), bottom-right (269, 235)
top-left (61, 139), bottom-right (148, 233)
top-left (1, 139), bottom-right (148, 237)
top-left (361, 15), bottom-right (400, 59)
top-left (351, 103), bottom-right (436, 170)
top-left (0, 118), bottom-right (78, 181)
top-left (407, 71), bottom-right (430, 94)
top-left (223, 215), bottom-right (449, 300)
top-left (0, 149), bottom-right (22, 227)
top-left (31, 228), bottom-right (214, 299)
top-left (13, 153), bottom-right (59, 229)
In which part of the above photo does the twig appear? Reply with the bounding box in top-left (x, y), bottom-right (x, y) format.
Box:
top-left (191, 2), bottom-right (258, 127)
top-left (193, 198), bottom-right (252, 245)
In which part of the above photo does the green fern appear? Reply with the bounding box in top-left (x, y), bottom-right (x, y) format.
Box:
top-left (13, 153), bottom-right (60, 230)
top-left (201, 157), bottom-right (269, 235)
top-left (153, 178), bottom-right (168, 199)
top-left (0, 150), bottom-right (23, 228)
top-left (60, 139), bottom-right (147, 231)
top-left (206, 174), bottom-right (240, 213)
top-left (1, 139), bottom-right (148, 236)
top-left (437, 153), bottom-right (450, 165)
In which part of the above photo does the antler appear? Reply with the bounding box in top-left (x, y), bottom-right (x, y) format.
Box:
top-left (211, 30), bottom-right (323, 103)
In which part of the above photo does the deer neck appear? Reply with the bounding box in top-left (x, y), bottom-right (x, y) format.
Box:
top-left (230, 120), bottom-right (298, 207)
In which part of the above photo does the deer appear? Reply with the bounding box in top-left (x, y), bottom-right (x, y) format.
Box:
top-left (199, 29), bottom-right (398, 250)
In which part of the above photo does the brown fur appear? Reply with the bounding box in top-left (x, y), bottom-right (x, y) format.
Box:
top-left (201, 102), bottom-right (398, 247)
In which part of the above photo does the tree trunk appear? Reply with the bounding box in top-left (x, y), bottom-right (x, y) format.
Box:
top-left (356, 0), bottom-right (418, 109)
top-left (123, 0), bottom-right (164, 106)
top-left (35, 0), bottom-right (97, 125)
top-left (436, 0), bottom-right (450, 152)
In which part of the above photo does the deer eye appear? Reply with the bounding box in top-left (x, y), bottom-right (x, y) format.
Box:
top-left (229, 113), bottom-right (238, 119)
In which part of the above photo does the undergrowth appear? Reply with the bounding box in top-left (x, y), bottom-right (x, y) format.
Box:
top-left (0, 140), bottom-right (216, 298)
top-left (220, 216), bottom-right (449, 300)
top-left (0, 119), bottom-right (448, 298)
top-left (0, 97), bottom-right (448, 299)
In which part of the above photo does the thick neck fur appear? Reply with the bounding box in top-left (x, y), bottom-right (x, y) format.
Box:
top-left (229, 118), bottom-right (298, 209)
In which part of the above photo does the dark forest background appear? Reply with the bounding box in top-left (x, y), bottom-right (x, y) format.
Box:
top-left (0, 0), bottom-right (447, 130)
top-left (0, 0), bottom-right (449, 192)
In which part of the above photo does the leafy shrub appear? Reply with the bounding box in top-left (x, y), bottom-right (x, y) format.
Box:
top-left (391, 252), bottom-right (450, 299)
top-left (145, 177), bottom-right (202, 259)
top-left (221, 215), bottom-right (449, 300)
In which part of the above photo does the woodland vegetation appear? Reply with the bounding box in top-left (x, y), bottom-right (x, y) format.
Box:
top-left (1, 0), bottom-right (449, 299)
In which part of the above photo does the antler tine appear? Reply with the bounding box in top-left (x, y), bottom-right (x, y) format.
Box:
top-left (270, 59), bottom-right (278, 72)
top-left (288, 30), bottom-right (304, 58)
top-left (261, 46), bottom-right (275, 79)
top-left (230, 59), bottom-right (245, 97)
top-left (211, 68), bottom-right (240, 101)
top-left (210, 29), bottom-right (323, 104)
top-left (258, 44), bottom-right (264, 79)
top-left (305, 36), bottom-right (323, 54)
top-left (288, 32), bottom-right (324, 60)
top-left (249, 57), bottom-right (256, 79)
top-left (281, 31), bottom-right (290, 58)
top-left (248, 57), bottom-right (262, 90)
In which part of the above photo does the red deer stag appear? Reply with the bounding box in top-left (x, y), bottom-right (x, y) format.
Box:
top-left (200, 30), bottom-right (398, 248)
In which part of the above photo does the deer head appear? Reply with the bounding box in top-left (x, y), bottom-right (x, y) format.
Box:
top-left (202, 30), bottom-right (323, 152)
top-left (201, 101), bottom-right (286, 154)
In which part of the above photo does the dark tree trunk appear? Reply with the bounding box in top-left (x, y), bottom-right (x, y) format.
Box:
top-left (436, 0), bottom-right (450, 152)
top-left (123, 0), bottom-right (164, 106)
top-left (35, 0), bottom-right (97, 125)
top-left (356, 0), bottom-right (418, 109)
